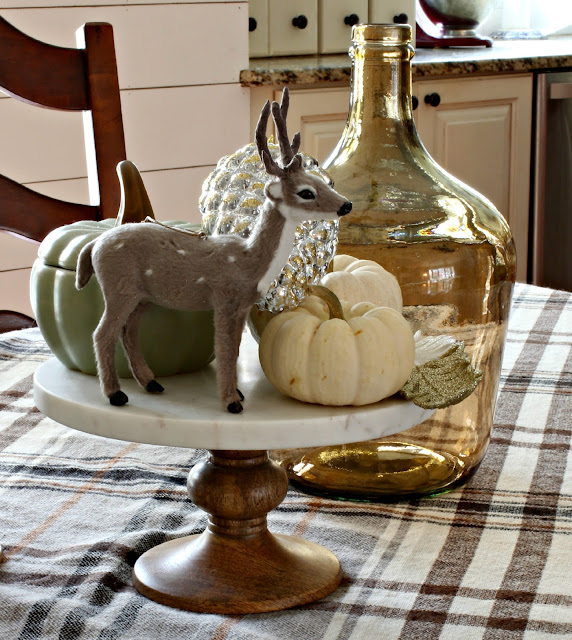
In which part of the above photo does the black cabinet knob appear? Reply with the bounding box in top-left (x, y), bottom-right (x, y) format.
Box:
top-left (344, 14), bottom-right (360, 27)
top-left (424, 92), bottom-right (441, 107)
top-left (292, 15), bottom-right (308, 29)
top-left (249, 17), bottom-right (257, 32)
top-left (393, 13), bottom-right (408, 24)
top-left (412, 96), bottom-right (419, 111)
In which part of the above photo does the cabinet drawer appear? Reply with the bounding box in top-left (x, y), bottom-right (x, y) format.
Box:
top-left (369, 0), bottom-right (416, 45)
top-left (318, 0), bottom-right (368, 54)
top-left (268, 0), bottom-right (318, 56)
top-left (249, 0), bottom-right (268, 57)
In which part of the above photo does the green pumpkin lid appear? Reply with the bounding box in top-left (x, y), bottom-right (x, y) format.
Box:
top-left (38, 219), bottom-right (200, 270)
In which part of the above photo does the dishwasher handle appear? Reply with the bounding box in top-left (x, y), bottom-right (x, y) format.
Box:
top-left (550, 83), bottom-right (572, 100)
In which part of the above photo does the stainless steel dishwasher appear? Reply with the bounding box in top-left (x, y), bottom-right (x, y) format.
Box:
top-left (533, 71), bottom-right (572, 291)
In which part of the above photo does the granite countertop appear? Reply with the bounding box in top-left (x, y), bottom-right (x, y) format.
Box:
top-left (241, 37), bottom-right (572, 87)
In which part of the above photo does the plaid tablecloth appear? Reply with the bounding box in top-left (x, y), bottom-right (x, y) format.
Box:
top-left (1, 282), bottom-right (571, 639)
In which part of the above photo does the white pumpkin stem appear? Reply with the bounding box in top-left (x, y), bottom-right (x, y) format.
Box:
top-left (307, 285), bottom-right (345, 320)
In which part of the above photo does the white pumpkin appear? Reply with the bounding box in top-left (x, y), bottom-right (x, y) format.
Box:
top-left (321, 254), bottom-right (402, 312)
top-left (259, 288), bottom-right (414, 406)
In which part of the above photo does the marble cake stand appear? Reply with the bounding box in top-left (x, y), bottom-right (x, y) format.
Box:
top-left (34, 334), bottom-right (433, 614)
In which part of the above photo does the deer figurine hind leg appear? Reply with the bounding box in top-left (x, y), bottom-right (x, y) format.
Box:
top-left (92, 296), bottom-right (144, 406)
top-left (76, 87), bottom-right (351, 412)
top-left (89, 286), bottom-right (163, 406)
top-left (121, 303), bottom-right (164, 392)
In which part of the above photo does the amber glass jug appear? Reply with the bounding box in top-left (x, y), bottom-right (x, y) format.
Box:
top-left (272, 24), bottom-right (516, 501)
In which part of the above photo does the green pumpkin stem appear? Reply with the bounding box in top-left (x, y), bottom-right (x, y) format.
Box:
top-left (115, 160), bottom-right (155, 226)
top-left (307, 285), bottom-right (345, 320)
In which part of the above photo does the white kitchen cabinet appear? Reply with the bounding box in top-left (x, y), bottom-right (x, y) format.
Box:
top-left (318, 0), bottom-right (368, 54)
top-left (250, 73), bottom-right (533, 281)
top-left (414, 74), bottom-right (533, 282)
top-left (268, 0), bottom-right (318, 56)
top-left (251, 0), bottom-right (414, 57)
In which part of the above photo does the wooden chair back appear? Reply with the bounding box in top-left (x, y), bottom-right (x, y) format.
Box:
top-left (0, 17), bottom-right (127, 332)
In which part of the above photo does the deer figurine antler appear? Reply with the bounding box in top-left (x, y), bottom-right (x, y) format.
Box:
top-left (256, 88), bottom-right (301, 174)
top-left (76, 88), bottom-right (352, 413)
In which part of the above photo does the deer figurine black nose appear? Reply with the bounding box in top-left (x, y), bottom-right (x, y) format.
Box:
top-left (338, 201), bottom-right (352, 216)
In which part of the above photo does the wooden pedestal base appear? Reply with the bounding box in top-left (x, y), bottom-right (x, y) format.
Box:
top-left (132, 450), bottom-right (342, 614)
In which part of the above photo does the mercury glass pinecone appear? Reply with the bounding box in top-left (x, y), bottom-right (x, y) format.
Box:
top-left (199, 141), bottom-right (339, 313)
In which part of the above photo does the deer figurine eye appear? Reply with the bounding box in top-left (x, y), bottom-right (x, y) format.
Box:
top-left (297, 188), bottom-right (316, 200)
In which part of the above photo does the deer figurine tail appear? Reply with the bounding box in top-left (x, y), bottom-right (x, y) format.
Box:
top-left (76, 240), bottom-right (96, 290)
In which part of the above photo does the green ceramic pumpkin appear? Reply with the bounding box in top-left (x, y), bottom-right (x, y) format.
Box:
top-left (30, 218), bottom-right (215, 378)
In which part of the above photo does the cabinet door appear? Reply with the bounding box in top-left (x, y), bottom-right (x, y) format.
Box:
top-left (249, 0), bottom-right (268, 58)
top-left (318, 0), bottom-right (368, 54)
top-left (279, 88), bottom-right (349, 164)
top-left (414, 75), bottom-right (533, 281)
top-left (268, 0), bottom-right (318, 56)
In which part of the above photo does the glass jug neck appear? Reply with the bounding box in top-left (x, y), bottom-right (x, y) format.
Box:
top-left (348, 40), bottom-right (415, 129)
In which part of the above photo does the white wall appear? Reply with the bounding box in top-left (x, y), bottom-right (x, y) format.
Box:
top-left (481, 0), bottom-right (572, 36)
top-left (0, 1), bottom-right (250, 316)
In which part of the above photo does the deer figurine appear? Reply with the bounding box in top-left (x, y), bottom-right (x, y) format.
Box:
top-left (76, 88), bottom-right (352, 413)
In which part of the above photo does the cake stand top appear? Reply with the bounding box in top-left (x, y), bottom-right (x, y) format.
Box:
top-left (34, 333), bottom-right (433, 450)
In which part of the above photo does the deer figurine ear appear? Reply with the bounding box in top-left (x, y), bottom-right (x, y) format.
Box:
top-left (265, 180), bottom-right (283, 201)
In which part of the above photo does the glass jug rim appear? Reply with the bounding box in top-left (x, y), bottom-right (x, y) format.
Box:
top-left (351, 24), bottom-right (412, 46)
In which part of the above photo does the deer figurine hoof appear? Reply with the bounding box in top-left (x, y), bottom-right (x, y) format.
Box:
top-left (145, 380), bottom-right (164, 394)
top-left (227, 400), bottom-right (243, 414)
top-left (108, 390), bottom-right (129, 406)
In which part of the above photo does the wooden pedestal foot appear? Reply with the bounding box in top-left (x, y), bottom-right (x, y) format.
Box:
top-left (132, 450), bottom-right (342, 614)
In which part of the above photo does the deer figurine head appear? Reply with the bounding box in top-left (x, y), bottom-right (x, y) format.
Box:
top-left (255, 90), bottom-right (352, 226)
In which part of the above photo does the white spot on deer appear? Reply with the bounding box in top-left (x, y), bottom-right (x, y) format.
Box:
top-left (228, 255), bottom-right (236, 263)
top-left (145, 269), bottom-right (153, 277)
top-left (177, 249), bottom-right (185, 255)
top-left (116, 242), bottom-right (124, 249)
top-left (196, 277), bottom-right (206, 284)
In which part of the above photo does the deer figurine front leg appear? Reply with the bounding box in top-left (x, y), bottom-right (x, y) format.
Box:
top-left (76, 88), bottom-right (351, 413)
top-left (213, 299), bottom-right (250, 413)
